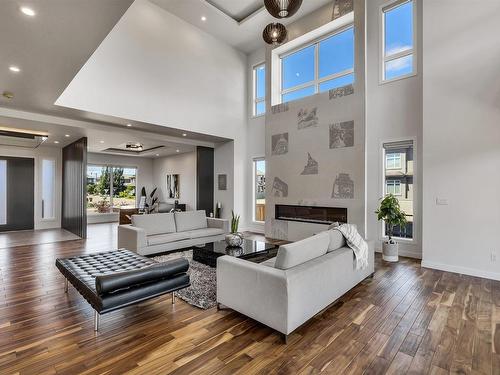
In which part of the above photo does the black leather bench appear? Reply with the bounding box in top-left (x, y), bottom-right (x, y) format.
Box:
top-left (56, 249), bottom-right (190, 331)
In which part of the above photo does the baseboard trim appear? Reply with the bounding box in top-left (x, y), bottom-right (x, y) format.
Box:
top-left (421, 260), bottom-right (500, 281)
top-left (375, 248), bottom-right (422, 260)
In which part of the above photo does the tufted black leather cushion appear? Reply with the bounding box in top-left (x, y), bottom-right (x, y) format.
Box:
top-left (56, 249), bottom-right (190, 314)
top-left (95, 258), bottom-right (189, 295)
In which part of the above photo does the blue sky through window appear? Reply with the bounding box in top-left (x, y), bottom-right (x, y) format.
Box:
top-left (319, 73), bottom-right (354, 92)
top-left (282, 85), bottom-right (315, 103)
top-left (256, 65), bottom-right (265, 99)
top-left (281, 26), bottom-right (355, 103)
top-left (319, 27), bottom-right (354, 78)
top-left (384, 1), bottom-right (413, 56)
top-left (282, 45), bottom-right (315, 90)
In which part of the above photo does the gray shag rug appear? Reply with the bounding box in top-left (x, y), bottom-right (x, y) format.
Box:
top-left (153, 250), bottom-right (216, 309)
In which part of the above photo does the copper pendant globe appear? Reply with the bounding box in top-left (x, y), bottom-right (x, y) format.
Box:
top-left (262, 22), bottom-right (287, 45)
top-left (264, 0), bottom-right (303, 19)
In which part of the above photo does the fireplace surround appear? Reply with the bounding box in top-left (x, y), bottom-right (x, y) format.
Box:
top-left (275, 205), bottom-right (347, 225)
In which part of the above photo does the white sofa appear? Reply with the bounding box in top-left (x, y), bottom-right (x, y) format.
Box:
top-left (118, 210), bottom-right (229, 256)
top-left (216, 230), bottom-right (374, 341)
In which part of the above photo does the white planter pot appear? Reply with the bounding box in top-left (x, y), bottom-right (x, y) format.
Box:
top-left (382, 241), bottom-right (399, 262)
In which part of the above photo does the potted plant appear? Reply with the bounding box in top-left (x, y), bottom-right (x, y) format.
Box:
top-left (375, 194), bottom-right (407, 262)
top-left (225, 210), bottom-right (243, 247)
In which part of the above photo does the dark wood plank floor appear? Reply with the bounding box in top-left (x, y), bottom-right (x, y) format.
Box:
top-left (0, 226), bottom-right (498, 374)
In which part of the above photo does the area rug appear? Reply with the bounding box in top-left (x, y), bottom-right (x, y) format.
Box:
top-left (153, 250), bottom-right (217, 309)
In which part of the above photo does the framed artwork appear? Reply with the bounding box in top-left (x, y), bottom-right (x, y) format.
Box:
top-left (218, 174), bottom-right (227, 190)
top-left (166, 174), bottom-right (179, 199)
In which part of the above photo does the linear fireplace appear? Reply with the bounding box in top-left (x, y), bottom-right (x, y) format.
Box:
top-left (275, 205), bottom-right (347, 225)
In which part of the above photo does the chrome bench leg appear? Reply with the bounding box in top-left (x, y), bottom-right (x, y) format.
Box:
top-left (94, 311), bottom-right (100, 332)
top-left (172, 291), bottom-right (176, 305)
top-left (64, 278), bottom-right (68, 293)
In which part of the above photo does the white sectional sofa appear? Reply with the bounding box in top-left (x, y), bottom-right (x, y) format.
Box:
top-left (216, 229), bottom-right (374, 342)
top-left (118, 210), bottom-right (229, 256)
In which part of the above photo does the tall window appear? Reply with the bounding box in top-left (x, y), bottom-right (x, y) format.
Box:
top-left (253, 63), bottom-right (266, 116)
top-left (253, 158), bottom-right (266, 222)
top-left (383, 141), bottom-right (414, 239)
top-left (0, 160), bottom-right (6, 225)
top-left (382, 0), bottom-right (415, 81)
top-left (41, 159), bottom-right (55, 219)
top-left (281, 26), bottom-right (354, 103)
top-left (86, 165), bottom-right (136, 214)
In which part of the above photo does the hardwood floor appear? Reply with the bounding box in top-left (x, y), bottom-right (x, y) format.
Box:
top-left (0, 230), bottom-right (498, 374)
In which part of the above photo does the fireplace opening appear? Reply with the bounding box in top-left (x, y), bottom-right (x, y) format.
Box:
top-left (275, 205), bottom-right (347, 225)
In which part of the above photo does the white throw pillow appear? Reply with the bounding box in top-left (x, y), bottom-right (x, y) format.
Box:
top-left (274, 231), bottom-right (330, 270)
top-left (327, 229), bottom-right (346, 252)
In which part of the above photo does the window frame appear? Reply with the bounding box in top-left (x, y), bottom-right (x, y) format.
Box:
top-left (279, 24), bottom-right (355, 103)
top-left (386, 153), bottom-right (402, 170)
top-left (252, 157), bottom-right (266, 223)
top-left (380, 0), bottom-right (417, 84)
top-left (252, 63), bottom-right (266, 117)
top-left (380, 138), bottom-right (417, 244)
top-left (385, 179), bottom-right (402, 196)
top-left (0, 160), bottom-right (6, 225)
top-left (86, 164), bottom-right (138, 211)
top-left (41, 158), bottom-right (57, 220)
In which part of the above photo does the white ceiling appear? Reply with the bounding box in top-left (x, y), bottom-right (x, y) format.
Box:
top-left (0, 113), bottom-right (199, 158)
top-left (206, 0), bottom-right (263, 21)
top-left (152, 0), bottom-right (333, 53)
top-left (0, 0), bottom-right (333, 145)
top-left (0, 0), bottom-right (229, 144)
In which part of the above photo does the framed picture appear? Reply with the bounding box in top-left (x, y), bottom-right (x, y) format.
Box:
top-left (218, 174), bottom-right (227, 190)
top-left (166, 174), bottom-right (179, 199)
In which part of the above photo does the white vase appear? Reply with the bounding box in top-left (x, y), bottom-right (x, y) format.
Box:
top-left (382, 241), bottom-right (399, 262)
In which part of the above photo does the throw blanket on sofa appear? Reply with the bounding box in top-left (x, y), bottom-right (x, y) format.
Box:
top-left (334, 224), bottom-right (368, 270)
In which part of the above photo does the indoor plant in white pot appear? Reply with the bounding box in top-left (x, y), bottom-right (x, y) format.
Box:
top-left (375, 194), bottom-right (407, 262)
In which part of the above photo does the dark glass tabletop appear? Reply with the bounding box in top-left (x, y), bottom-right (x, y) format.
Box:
top-left (192, 239), bottom-right (278, 267)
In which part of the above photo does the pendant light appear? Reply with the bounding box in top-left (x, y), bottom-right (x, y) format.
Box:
top-left (264, 0), bottom-right (303, 19)
top-left (262, 23), bottom-right (288, 46)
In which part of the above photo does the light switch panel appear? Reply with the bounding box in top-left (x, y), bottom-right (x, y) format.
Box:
top-left (436, 198), bottom-right (448, 205)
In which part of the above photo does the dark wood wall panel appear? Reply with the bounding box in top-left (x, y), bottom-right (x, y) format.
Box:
top-left (62, 137), bottom-right (87, 238)
top-left (0, 156), bottom-right (34, 232)
top-left (196, 146), bottom-right (214, 216)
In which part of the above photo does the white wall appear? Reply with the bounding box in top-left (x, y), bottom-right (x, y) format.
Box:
top-left (245, 47), bottom-right (266, 232)
top-left (56, 0), bottom-right (250, 230)
top-left (365, 0), bottom-right (422, 258)
top-left (56, 0), bottom-right (247, 141)
top-left (0, 145), bottom-right (62, 230)
top-left (214, 141), bottom-right (234, 220)
top-left (422, 1), bottom-right (500, 280)
top-left (263, 1), bottom-right (365, 241)
top-left (87, 152), bottom-right (154, 207)
top-left (153, 151), bottom-right (196, 211)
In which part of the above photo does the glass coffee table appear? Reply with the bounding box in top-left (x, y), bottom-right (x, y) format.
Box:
top-left (193, 239), bottom-right (278, 267)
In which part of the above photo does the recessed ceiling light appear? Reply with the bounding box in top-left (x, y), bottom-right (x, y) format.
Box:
top-left (65, 134), bottom-right (70, 138)
top-left (201, 16), bottom-right (207, 21)
top-left (155, 154), bottom-right (160, 157)
top-left (99, 140), bottom-right (105, 144)
top-left (176, 149), bottom-right (180, 153)
top-left (20, 6), bottom-right (36, 16)
top-left (182, 133), bottom-right (187, 137)
top-left (54, 140), bottom-right (59, 144)
top-left (126, 123), bottom-right (132, 127)
top-left (9, 66), bottom-right (20, 73)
